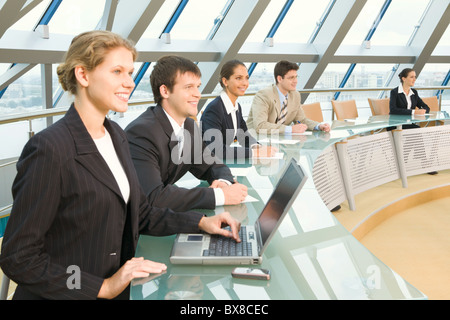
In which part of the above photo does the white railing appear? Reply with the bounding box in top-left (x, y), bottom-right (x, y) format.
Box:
top-left (1, 86), bottom-right (449, 127)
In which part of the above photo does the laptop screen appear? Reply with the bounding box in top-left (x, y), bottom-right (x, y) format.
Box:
top-left (257, 160), bottom-right (305, 246)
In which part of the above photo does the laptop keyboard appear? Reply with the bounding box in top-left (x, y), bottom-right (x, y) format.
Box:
top-left (203, 226), bottom-right (253, 257)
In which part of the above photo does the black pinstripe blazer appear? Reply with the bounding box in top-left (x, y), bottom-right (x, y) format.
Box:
top-left (0, 105), bottom-right (203, 300)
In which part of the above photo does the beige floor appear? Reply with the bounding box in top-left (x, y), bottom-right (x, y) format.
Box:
top-left (334, 169), bottom-right (450, 300)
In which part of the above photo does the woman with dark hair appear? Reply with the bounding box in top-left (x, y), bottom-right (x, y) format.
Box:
top-left (389, 68), bottom-right (437, 174)
top-left (389, 68), bottom-right (429, 120)
top-left (201, 60), bottom-right (275, 160)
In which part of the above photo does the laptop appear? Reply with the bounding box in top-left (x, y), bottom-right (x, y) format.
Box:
top-left (169, 158), bottom-right (308, 265)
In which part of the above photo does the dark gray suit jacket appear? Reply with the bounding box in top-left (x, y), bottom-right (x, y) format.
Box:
top-left (0, 105), bottom-right (203, 300)
top-left (389, 87), bottom-right (430, 115)
top-left (125, 105), bottom-right (234, 212)
top-left (201, 96), bottom-right (258, 159)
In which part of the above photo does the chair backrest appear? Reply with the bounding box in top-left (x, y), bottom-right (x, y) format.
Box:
top-left (421, 96), bottom-right (439, 112)
top-left (301, 102), bottom-right (323, 122)
top-left (331, 99), bottom-right (358, 120)
top-left (368, 98), bottom-right (390, 115)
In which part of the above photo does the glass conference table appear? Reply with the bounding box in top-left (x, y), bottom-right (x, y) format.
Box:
top-left (131, 111), bottom-right (450, 300)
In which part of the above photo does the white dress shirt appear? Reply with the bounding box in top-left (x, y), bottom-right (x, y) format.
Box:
top-left (94, 128), bottom-right (130, 203)
top-left (398, 85), bottom-right (414, 110)
top-left (220, 91), bottom-right (239, 138)
top-left (163, 109), bottom-right (227, 206)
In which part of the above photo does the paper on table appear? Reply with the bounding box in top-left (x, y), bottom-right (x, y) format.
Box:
top-left (175, 179), bottom-right (201, 189)
top-left (253, 152), bottom-right (284, 160)
top-left (258, 138), bottom-right (301, 145)
top-left (287, 131), bottom-right (312, 135)
top-left (229, 167), bottom-right (251, 177)
top-left (242, 194), bottom-right (258, 203)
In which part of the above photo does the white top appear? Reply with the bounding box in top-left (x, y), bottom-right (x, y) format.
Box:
top-left (220, 91), bottom-right (238, 138)
top-left (398, 85), bottom-right (414, 110)
top-left (164, 109), bottom-right (185, 159)
top-left (94, 128), bottom-right (130, 203)
top-left (163, 109), bottom-right (228, 206)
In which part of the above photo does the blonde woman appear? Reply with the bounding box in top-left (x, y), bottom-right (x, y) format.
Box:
top-left (0, 31), bottom-right (240, 300)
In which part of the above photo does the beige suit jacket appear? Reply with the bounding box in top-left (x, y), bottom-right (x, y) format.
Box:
top-left (247, 84), bottom-right (318, 133)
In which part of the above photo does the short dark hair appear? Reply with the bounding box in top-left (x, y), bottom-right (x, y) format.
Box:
top-left (274, 60), bottom-right (299, 83)
top-left (219, 59), bottom-right (246, 89)
top-left (150, 55), bottom-right (201, 104)
top-left (398, 68), bottom-right (415, 84)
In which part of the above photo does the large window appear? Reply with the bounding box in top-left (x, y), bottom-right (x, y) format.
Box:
top-left (342, 0), bottom-right (431, 46)
top-left (47, 0), bottom-right (106, 35)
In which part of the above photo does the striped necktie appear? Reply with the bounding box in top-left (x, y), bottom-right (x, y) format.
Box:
top-left (278, 97), bottom-right (288, 124)
top-left (177, 130), bottom-right (184, 159)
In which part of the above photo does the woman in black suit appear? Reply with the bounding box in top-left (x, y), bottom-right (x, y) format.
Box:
top-left (201, 60), bottom-right (275, 160)
top-left (389, 68), bottom-right (429, 129)
top-left (389, 68), bottom-right (437, 174)
top-left (0, 31), bottom-right (240, 300)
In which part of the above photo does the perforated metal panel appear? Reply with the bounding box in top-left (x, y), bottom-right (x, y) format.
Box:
top-left (401, 126), bottom-right (450, 176)
top-left (312, 146), bottom-right (346, 210)
top-left (346, 132), bottom-right (399, 195)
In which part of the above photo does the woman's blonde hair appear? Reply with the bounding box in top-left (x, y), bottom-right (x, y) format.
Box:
top-left (57, 30), bottom-right (137, 95)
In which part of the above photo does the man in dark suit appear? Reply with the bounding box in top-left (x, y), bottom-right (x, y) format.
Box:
top-left (126, 56), bottom-right (248, 212)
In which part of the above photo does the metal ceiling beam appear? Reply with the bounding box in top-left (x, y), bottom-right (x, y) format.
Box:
top-left (384, 0), bottom-right (450, 88)
top-left (238, 42), bottom-right (318, 63)
top-left (0, 30), bottom-right (72, 64)
top-left (0, 0), bottom-right (44, 38)
top-left (0, 63), bottom-right (36, 92)
top-left (33, 0), bottom-right (62, 29)
top-left (196, 0), bottom-right (271, 101)
top-left (98, 0), bottom-right (120, 31)
top-left (1, 28), bottom-right (448, 66)
top-left (297, 0), bottom-right (367, 103)
top-left (131, 0), bottom-right (190, 97)
top-left (410, 0), bottom-right (450, 74)
top-left (111, 0), bottom-right (165, 43)
top-left (248, 0), bottom-right (295, 75)
top-left (334, 0), bottom-right (391, 100)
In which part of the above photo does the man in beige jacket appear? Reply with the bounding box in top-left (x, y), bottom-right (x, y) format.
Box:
top-left (247, 60), bottom-right (330, 134)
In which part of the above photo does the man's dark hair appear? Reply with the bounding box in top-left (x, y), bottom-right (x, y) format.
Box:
top-left (274, 60), bottom-right (299, 83)
top-left (150, 55), bottom-right (202, 104)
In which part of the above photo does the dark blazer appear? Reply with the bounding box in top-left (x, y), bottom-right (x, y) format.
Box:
top-left (0, 105), bottom-right (203, 300)
top-left (125, 105), bottom-right (234, 212)
top-left (201, 96), bottom-right (258, 159)
top-left (389, 87), bottom-right (430, 115)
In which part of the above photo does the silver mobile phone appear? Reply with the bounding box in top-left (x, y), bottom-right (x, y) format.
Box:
top-left (231, 267), bottom-right (270, 280)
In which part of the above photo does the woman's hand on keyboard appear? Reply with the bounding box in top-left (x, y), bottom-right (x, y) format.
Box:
top-left (198, 212), bottom-right (241, 242)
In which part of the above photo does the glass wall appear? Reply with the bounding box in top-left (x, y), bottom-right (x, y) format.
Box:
top-left (0, 0), bottom-right (449, 142)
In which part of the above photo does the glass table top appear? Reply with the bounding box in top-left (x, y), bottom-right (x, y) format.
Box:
top-left (131, 113), bottom-right (450, 300)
